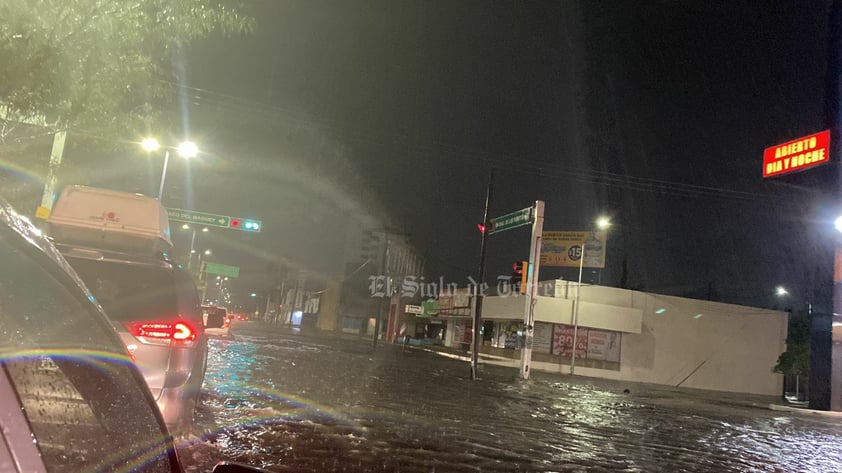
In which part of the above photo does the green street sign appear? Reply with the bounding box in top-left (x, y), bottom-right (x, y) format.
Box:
top-left (205, 262), bottom-right (240, 278)
top-left (168, 208), bottom-right (230, 228)
top-left (489, 207), bottom-right (533, 235)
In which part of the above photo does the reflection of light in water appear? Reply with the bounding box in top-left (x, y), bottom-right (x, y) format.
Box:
top-left (191, 334), bottom-right (842, 473)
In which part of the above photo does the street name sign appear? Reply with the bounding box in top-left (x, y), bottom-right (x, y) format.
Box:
top-left (489, 207), bottom-right (533, 235)
top-left (168, 208), bottom-right (230, 228)
top-left (205, 262), bottom-right (240, 278)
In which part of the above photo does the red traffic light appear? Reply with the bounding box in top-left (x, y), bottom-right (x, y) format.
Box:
top-left (512, 260), bottom-right (528, 294)
top-left (230, 219), bottom-right (240, 227)
top-left (477, 223), bottom-right (486, 234)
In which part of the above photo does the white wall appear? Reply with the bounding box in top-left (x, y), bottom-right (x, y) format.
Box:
top-left (480, 282), bottom-right (787, 396)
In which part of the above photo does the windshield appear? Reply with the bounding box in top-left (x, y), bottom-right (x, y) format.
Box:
top-left (0, 228), bottom-right (174, 472)
top-left (3, 2), bottom-right (842, 472)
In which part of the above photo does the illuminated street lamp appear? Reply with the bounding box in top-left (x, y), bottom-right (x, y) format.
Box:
top-left (140, 138), bottom-right (199, 201)
top-left (182, 224), bottom-right (209, 270)
top-left (177, 141), bottom-right (199, 159)
top-left (196, 248), bottom-right (211, 273)
top-left (141, 138), bottom-right (160, 152)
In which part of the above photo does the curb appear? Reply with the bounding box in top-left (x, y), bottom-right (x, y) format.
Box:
top-left (768, 403), bottom-right (842, 418)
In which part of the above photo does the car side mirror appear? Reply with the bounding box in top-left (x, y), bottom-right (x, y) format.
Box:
top-left (212, 461), bottom-right (270, 473)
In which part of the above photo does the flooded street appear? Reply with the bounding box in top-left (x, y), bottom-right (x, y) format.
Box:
top-left (178, 323), bottom-right (842, 472)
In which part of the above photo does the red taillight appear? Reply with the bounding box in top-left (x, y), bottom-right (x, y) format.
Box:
top-left (124, 320), bottom-right (197, 347)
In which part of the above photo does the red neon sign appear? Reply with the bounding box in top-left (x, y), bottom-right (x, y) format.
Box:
top-left (763, 129), bottom-right (830, 178)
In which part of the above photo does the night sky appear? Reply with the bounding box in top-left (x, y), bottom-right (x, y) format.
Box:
top-left (39, 1), bottom-right (838, 311)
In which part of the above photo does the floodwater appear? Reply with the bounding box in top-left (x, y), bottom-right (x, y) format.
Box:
top-left (178, 323), bottom-right (842, 472)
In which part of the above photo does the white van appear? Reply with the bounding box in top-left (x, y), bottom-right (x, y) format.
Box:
top-left (47, 186), bottom-right (207, 435)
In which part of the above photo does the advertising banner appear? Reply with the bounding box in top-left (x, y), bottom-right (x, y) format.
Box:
top-left (553, 324), bottom-right (588, 358)
top-left (587, 329), bottom-right (622, 362)
top-left (540, 231), bottom-right (607, 268)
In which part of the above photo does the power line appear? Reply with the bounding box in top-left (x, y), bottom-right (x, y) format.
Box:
top-left (173, 81), bottom-right (812, 211)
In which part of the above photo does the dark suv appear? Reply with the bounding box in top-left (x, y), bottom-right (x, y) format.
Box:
top-left (56, 244), bottom-right (208, 434)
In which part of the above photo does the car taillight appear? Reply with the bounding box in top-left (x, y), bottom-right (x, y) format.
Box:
top-left (124, 320), bottom-right (197, 347)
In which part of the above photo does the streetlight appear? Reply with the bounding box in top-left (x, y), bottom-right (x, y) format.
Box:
top-left (776, 286), bottom-right (789, 297)
top-left (181, 224), bottom-right (209, 270)
top-left (196, 249), bottom-right (211, 273)
top-left (571, 216), bottom-right (611, 376)
top-left (140, 138), bottom-right (199, 201)
top-left (141, 138), bottom-right (160, 152)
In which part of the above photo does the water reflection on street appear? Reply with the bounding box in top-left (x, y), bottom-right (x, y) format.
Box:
top-left (178, 323), bottom-right (842, 472)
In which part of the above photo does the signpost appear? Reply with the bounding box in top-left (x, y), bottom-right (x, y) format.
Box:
top-left (519, 200), bottom-right (544, 380)
top-left (204, 262), bottom-right (240, 278)
top-left (471, 201), bottom-right (545, 381)
top-left (488, 207), bottom-right (533, 234)
top-left (168, 208), bottom-right (230, 228)
top-left (405, 304), bottom-right (424, 315)
top-left (168, 208), bottom-right (262, 232)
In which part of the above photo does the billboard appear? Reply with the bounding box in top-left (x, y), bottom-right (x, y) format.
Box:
top-left (540, 231), bottom-right (607, 268)
top-left (551, 324), bottom-right (622, 362)
top-left (763, 129), bottom-right (830, 178)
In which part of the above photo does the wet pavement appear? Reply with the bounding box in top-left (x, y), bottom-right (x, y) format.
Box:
top-left (178, 322), bottom-right (842, 472)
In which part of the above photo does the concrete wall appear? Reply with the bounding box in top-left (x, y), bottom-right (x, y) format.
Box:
top-left (481, 282), bottom-right (787, 396)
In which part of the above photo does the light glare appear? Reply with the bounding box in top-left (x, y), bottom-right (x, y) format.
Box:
top-left (177, 141), bottom-right (199, 158)
top-left (141, 138), bottom-right (160, 152)
top-left (596, 217), bottom-right (611, 229)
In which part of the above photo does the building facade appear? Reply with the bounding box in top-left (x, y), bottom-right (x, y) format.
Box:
top-left (410, 281), bottom-right (787, 396)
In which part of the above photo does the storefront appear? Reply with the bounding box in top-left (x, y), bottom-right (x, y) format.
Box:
top-left (483, 320), bottom-right (622, 370)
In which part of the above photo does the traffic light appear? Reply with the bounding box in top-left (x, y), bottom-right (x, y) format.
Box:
top-left (229, 217), bottom-right (262, 232)
top-left (512, 260), bottom-right (528, 295)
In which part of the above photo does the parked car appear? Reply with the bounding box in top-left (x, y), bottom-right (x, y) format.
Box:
top-left (0, 196), bottom-right (265, 472)
top-left (46, 186), bottom-right (207, 433)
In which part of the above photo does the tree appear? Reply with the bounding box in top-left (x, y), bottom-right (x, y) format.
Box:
top-left (773, 310), bottom-right (811, 378)
top-left (0, 0), bottom-right (252, 142)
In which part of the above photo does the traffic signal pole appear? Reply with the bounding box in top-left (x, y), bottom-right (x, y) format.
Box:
top-left (471, 168), bottom-right (495, 380)
top-left (519, 200), bottom-right (544, 380)
top-left (828, 0), bottom-right (842, 412)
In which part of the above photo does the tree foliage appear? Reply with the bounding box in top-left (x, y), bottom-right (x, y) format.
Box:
top-left (773, 311), bottom-right (810, 376)
top-left (0, 0), bottom-right (252, 141)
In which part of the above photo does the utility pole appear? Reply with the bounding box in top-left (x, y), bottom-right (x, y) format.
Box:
top-left (35, 130), bottom-right (67, 221)
top-left (826, 0), bottom-right (842, 412)
top-left (471, 168), bottom-right (494, 380)
top-left (373, 233), bottom-right (391, 352)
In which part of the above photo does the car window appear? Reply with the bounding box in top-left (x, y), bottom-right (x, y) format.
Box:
top-left (64, 258), bottom-right (179, 322)
top-left (173, 269), bottom-right (202, 322)
top-left (0, 236), bottom-right (175, 473)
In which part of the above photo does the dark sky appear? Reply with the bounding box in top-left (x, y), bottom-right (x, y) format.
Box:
top-left (47, 1), bottom-right (834, 310)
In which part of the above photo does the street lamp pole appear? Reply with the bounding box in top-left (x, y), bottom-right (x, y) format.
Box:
top-left (570, 217), bottom-right (611, 376)
top-left (142, 138), bottom-right (197, 202)
top-left (157, 150), bottom-right (170, 201)
top-left (187, 228), bottom-right (197, 269)
top-left (570, 242), bottom-right (586, 375)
